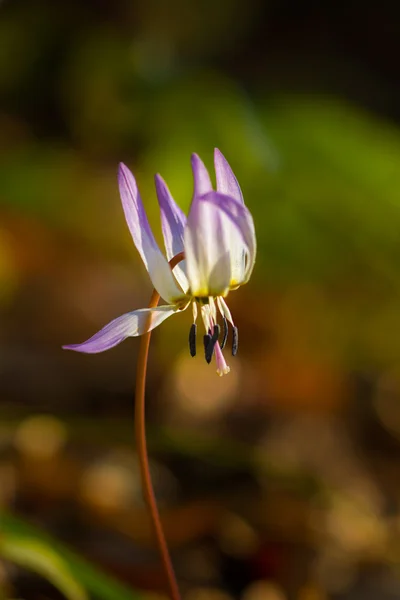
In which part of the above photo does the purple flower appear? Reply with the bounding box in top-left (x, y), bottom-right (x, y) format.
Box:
top-left (63, 149), bottom-right (256, 376)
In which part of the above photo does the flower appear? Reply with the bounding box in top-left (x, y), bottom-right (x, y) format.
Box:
top-left (63, 149), bottom-right (256, 376)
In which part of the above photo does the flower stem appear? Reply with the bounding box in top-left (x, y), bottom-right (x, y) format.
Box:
top-left (134, 252), bottom-right (184, 600)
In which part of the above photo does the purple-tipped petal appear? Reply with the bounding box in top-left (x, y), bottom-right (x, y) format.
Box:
top-left (187, 156), bottom-right (218, 294)
top-left (62, 305), bottom-right (181, 354)
top-left (155, 175), bottom-right (189, 293)
top-left (184, 197), bottom-right (231, 297)
top-left (155, 174), bottom-right (186, 260)
top-left (214, 149), bottom-right (244, 205)
top-left (155, 174), bottom-right (189, 292)
top-left (118, 163), bottom-right (184, 302)
top-left (214, 150), bottom-right (247, 284)
top-left (199, 191), bottom-right (256, 285)
top-left (191, 154), bottom-right (213, 197)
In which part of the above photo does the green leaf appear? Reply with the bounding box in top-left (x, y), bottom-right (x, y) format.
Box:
top-left (0, 510), bottom-right (142, 600)
top-left (0, 535), bottom-right (88, 600)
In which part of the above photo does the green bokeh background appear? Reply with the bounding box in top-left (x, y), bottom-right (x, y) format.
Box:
top-left (1, 1), bottom-right (400, 598)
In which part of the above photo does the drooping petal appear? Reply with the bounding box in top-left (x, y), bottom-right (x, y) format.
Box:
top-left (62, 305), bottom-right (181, 354)
top-left (154, 174), bottom-right (189, 292)
top-left (225, 221), bottom-right (246, 288)
top-left (199, 191), bottom-right (256, 285)
top-left (214, 150), bottom-right (247, 285)
top-left (118, 163), bottom-right (184, 302)
top-left (214, 149), bottom-right (244, 205)
top-left (155, 174), bottom-right (186, 259)
top-left (188, 158), bottom-right (244, 296)
top-left (184, 195), bottom-right (231, 297)
top-left (191, 153), bottom-right (213, 197)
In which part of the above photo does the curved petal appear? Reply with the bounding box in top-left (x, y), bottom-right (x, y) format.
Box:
top-left (200, 191), bottom-right (256, 285)
top-left (118, 163), bottom-right (183, 302)
top-left (155, 174), bottom-right (189, 293)
top-left (214, 149), bottom-right (244, 205)
top-left (184, 197), bottom-right (232, 297)
top-left (155, 174), bottom-right (186, 259)
top-left (214, 150), bottom-right (247, 284)
top-left (191, 153), bottom-right (213, 197)
top-left (62, 305), bottom-right (180, 354)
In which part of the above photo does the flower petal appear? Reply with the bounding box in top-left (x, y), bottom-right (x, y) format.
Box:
top-left (62, 305), bottom-right (181, 354)
top-left (155, 174), bottom-right (189, 292)
top-left (118, 163), bottom-right (184, 302)
top-left (184, 195), bottom-right (232, 297)
top-left (214, 149), bottom-right (244, 205)
top-left (155, 174), bottom-right (186, 259)
top-left (181, 154), bottom-right (226, 296)
top-left (199, 191), bottom-right (256, 284)
top-left (214, 150), bottom-right (247, 285)
top-left (191, 153), bottom-right (213, 197)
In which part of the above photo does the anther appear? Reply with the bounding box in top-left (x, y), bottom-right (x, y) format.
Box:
top-left (189, 323), bottom-right (197, 357)
top-left (203, 334), bottom-right (212, 361)
top-left (220, 316), bottom-right (228, 350)
top-left (212, 324), bottom-right (220, 342)
top-left (232, 326), bottom-right (239, 356)
top-left (205, 325), bottom-right (220, 364)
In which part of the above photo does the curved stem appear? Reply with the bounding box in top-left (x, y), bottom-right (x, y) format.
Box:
top-left (135, 252), bottom-right (184, 600)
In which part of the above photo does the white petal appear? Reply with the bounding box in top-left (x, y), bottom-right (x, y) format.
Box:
top-left (184, 197), bottom-right (231, 297)
top-left (186, 155), bottom-right (232, 296)
top-left (63, 305), bottom-right (181, 354)
top-left (214, 150), bottom-right (247, 285)
top-left (200, 191), bottom-right (256, 285)
top-left (225, 220), bottom-right (246, 287)
top-left (118, 163), bottom-right (184, 302)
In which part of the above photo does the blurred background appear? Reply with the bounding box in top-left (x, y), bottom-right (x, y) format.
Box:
top-left (1, 0), bottom-right (400, 598)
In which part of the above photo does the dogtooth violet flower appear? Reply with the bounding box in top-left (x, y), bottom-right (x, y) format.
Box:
top-left (63, 149), bottom-right (256, 376)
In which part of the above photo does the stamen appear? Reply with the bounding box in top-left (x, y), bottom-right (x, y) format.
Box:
top-left (201, 304), bottom-right (211, 333)
top-left (209, 296), bottom-right (217, 323)
top-left (192, 301), bottom-right (198, 323)
top-left (232, 326), bottom-right (239, 356)
top-left (217, 296), bottom-right (235, 327)
top-left (203, 334), bottom-right (211, 361)
top-left (220, 316), bottom-right (228, 350)
top-left (205, 324), bottom-right (220, 364)
top-left (189, 324), bottom-right (197, 357)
